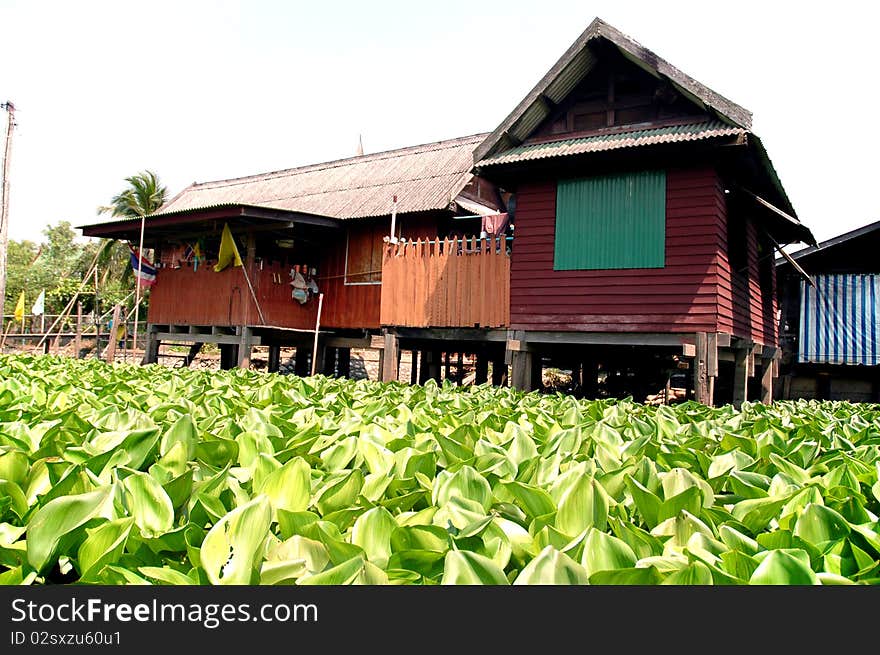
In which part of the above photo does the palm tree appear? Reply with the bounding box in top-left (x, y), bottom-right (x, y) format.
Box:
top-left (97, 170), bottom-right (167, 219)
top-left (94, 170), bottom-right (168, 334)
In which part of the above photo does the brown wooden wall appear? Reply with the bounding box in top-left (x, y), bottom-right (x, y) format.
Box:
top-left (716, 199), bottom-right (778, 346)
top-left (380, 237), bottom-right (510, 328)
top-left (509, 167), bottom-right (729, 333)
top-left (146, 262), bottom-right (318, 329)
top-left (315, 215), bottom-right (439, 330)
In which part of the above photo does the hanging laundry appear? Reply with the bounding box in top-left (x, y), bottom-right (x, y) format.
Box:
top-left (290, 267), bottom-right (309, 304)
top-left (481, 212), bottom-right (509, 237)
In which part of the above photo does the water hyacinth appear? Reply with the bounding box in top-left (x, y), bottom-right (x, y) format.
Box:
top-left (0, 353), bottom-right (878, 586)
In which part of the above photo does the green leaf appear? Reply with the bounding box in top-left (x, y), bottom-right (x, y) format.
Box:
top-left (256, 456), bottom-right (311, 513)
top-left (351, 506), bottom-right (397, 568)
top-left (122, 472), bottom-right (175, 538)
top-left (27, 486), bottom-right (114, 572)
top-left (160, 414), bottom-right (197, 460)
top-left (315, 470), bottom-right (364, 515)
top-left (77, 517), bottom-right (134, 581)
top-left (433, 466), bottom-right (493, 512)
top-left (441, 550), bottom-right (509, 585)
top-left (581, 528), bottom-right (637, 576)
top-left (297, 556), bottom-right (364, 585)
top-left (513, 546), bottom-right (589, 585)
top-left (201, 495), bottom-right (272, 585)
top-left (749, 549), bottom-right (819, 585)
top-left (501, 481), bottom-right (556, 520)
top-left (589, 566), bottom-right (663, 585)
top-left (139, 566), bottom-right (197, 585)
top-left (555, 475), bottom-right (608, 537)
top-left (662, 561), bottom-right (713, 585)
top-left (793, 503), bottom-right (851, 548)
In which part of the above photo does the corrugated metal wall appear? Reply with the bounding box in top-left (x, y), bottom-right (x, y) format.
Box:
top-left (554, 170), bottom-right (666, 270)
top-left (799, 274), bottom-right (879, 365)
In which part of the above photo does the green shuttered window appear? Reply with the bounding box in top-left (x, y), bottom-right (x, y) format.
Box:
top-left (554, 170), bottom-right (666, 270)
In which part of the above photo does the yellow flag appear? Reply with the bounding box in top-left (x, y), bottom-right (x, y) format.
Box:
top-left (13, 291), bottom-right (25, 323)
top-left (214, 223), bottom-right (243, 272)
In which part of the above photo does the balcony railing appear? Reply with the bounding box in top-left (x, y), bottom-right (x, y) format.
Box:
top-left (380, 235), bottom-right (510, 329)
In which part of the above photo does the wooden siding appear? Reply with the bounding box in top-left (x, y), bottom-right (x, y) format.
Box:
top-left (716, 202), bottom-right (778, 347)
top-left (316, 214), bottom-right (439, 330)
top-left (147, 263), bottom-right (317, 328)
top-left (380, 237), bottom-right (510, 328)
top-left (509, 167), bottom-right (728, 333)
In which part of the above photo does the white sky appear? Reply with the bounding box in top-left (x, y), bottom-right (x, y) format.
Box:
top-left (1, 0), bottom-right (878, 245)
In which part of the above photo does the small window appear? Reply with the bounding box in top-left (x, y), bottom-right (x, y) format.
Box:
top-left (345, 221), bottom-right (385, 285)
top-left (554, 170), bottom-right (666, 270)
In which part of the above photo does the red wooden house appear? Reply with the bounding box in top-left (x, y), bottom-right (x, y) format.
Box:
top-left (80, 134), bottom-right (504, 373)
top-left (380, 18), bottom-right (816, 405)
top-left (80, 18), bottom-right (816, 406)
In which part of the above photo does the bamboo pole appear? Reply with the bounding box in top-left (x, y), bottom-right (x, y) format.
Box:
top-left (240, 264), bottom-right (265, 325)
top-left (132, 214), bottom-right (146, 362)
top-left (74, 302), bottom-right (82, 359)
top-left (310, 293), bottom-right (324, 376)
top-left (105, 304), bottom-right (121, 363)
top-left (35, 246), bottom-right (103, 351)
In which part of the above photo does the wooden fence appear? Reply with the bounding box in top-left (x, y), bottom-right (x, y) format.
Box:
top-left (380, 236), bottom-right (510, 328)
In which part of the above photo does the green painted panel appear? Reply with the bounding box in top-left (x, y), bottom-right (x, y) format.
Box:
top-left (553, 170), bottom-right (666, 270)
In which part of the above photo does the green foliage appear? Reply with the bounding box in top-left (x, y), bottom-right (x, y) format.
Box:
top-left (0, 353), bottom-right (879, 586)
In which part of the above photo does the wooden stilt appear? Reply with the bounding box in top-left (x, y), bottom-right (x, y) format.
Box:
top-left (732, 346), bottom-right (751, 408)
top-left (760, 355), bottom-right (774, 404)
top-left (337, 348), bottom-right (351, 378)
top-left (219, 343), bottom-right (238, 370)
top-left (237, 327), bottom-right (253, 369)
top-left (294, 346), bottom-right (310, 376)
top-left (510, 349), bottom-right (534, 392)
top-left (381, 332), bottom-right (399, 382)
top-left (410, 350), bottom-right (419, 384)
top-left (143, 325), bottom-right (160, 364)
top-left (475, 354), bottom-right (489, 385)
top-left (184, 342), bottom-right (203, 367)
top-left (491, 353), bottom-right (507, 386)
top-left (267, 345), bottom-right (281, 373)
top-left (105, 304), bottom-right (121, 363)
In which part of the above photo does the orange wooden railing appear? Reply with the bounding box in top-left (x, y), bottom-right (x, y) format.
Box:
top-left (380, 236), bottom-right (510, 328)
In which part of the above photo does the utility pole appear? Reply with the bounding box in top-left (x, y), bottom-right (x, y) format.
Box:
top-left (0, 101), bottom-right (15, 322)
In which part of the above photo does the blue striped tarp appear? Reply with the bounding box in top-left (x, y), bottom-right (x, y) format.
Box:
top-left (799, 274), bottom-right (879, 365)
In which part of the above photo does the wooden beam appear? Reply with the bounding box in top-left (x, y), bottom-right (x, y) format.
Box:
top-left (693, 332), bottom-right (710, 406)
top-left (393, 327), bottom-right (508, 342)
top-left (324, 335), bottom-right (371, 349)
top-left (337, 348), bottom-right (351, 378)
top-left (294, 346), bottom-right (310, 376)
top-left (237, 327), bottom-right (253, 369)
top-left (184, 342), bottom-right (203, 367)
top-left (153, 332), bottom-right (262, 346)
top-left (518, 331), bottom-right (690, 347)
top-left (475, 354), bottom-right (489, 385)
top-left (732, 347), bottom-right (751, 408)
top-left (267, 345), bottom-right (281, 373)
top-left (410, 351), bottom-right (419, 385)
top-left (510, 349), bottom-right (534, 392)
top-left (381, 332), bottom-right (399, 382)
top-left (491, 353), bottom-right (507, 386)
top-left (760, 355), bottom-right (774, 404)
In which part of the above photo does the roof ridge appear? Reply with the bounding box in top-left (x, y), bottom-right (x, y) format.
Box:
top-left (187, 132), bottom-right (488, 191)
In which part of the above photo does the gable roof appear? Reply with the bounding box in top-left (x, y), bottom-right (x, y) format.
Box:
top-left (474, 18), bottom-right (751, 164)
top-left (83, 134), bottom-right (489, 231)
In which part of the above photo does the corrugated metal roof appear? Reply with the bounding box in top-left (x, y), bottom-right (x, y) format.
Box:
top-left (123, 134), bottom-right (486, 225)
top-left (477, 121), bottom-right (743, 167)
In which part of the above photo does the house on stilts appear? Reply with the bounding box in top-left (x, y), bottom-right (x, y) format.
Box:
top-left (79, 17), bottom-right (817, 406)
top-left (775, 219), bottom-right (880, 403)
